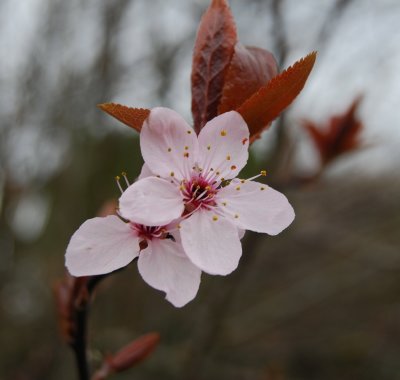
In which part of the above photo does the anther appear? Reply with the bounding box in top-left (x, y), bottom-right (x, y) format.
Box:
top-left (260, 187), bottom-right (265, 191)
top-left (184, 146), bottom-right (189, 150)
top-left (115, 176), bottom-right (123, 194)
top-left (231, 165), bottom-right (237, 170)
top-left (234, 214), bottom-right (239, 219)
top-left (222, 202), bottom-right (227, 206)
top-left (184, 152), bottom-right (189, 158)
top-left (212, 216), bottom-right (218, 221)
top-left (236, 186), bottom-right (240, 191)
top-left (226, 155), bottom-right (231, 160)
top-left (167, 147), bottom-right (172, 152)
top-left (170, 171), bottom-right (175, 177)
top-left (242, 138), bottom-right (248, 145)
top-left (187, 130), bottom-right (192, 134)
top-left (260, 170), bottom-right (267, 176)
top-left (121, 171), bottom-right (130, 187)
top-left (220, 130), bottom-right (227, 136)
top-left (207, 145), bottom-right (211, 150)
top-left (240, 179), bottom-right (245, 183)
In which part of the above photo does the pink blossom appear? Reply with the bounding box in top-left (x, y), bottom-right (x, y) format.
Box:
top-left (65, 215), bottom-right (201, 308)
top-left (119, 107), bottom-right (295, 276)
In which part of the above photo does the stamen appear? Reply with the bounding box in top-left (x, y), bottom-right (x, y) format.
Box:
top-left (212, 216), bottom-right (218, 221)
top-left (207, 145), bottom-right (211, 150)
top-left (226, 155), bottom-right (231, 161)
top-left (183, 152), bottom-right (189, 158)
top-left (167, 147), bottom-right (172, 152)
top-left (187, 130), bottom-right (192, 134)
top-left (220, 130), bottom-right (227, 136)
top-left (247, 170), bottom-right (268, 182)
top-left (115, 175), bottom-right (123, 194)
top-left (235, 186), bottom-right (241, 191)
top-left (230, 165), bottom-right (237, 170)
top-left (121, 171), bottom-right (130, 187)
top-left (170, 171), bottom-right (175, 177)
top-left (242, 138), bottom-right (248, 145)
top-left (234, 214), bottom-right (239, 219)
top-left (260, 186), bottom-right (266, 191)
top-left (184, 146), bottom-right (189, 150)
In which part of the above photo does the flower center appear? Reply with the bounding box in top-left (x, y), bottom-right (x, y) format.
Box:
top-left (130, 223), bottom-right (166, 241)
top-left (181, 174), bottom-right (218, 212)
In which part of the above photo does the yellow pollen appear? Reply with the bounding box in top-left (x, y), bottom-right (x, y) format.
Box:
top-left (187, 130), bottom-right (192, 134)
top-left (220, 130), bottom-right (227, 136)
top-left (115, 175), bottom-right (120, 180)
top-left (234, 214), bottom-right (239, 219)
top-left (167, 147), bottom-right (172, 152)
top-left (183, 152), bottom-right (189, 158)
top-left (179, 185), bottom-right (185, 190)
top-left (216, 171), bottom-right (220, 175)
top-left (226, 155), bottom-right (231, 160)
top-left (170, 171), bottom-right (174, 177)
top-left (212, 216), bottom-right (218, 221)
top-left (184, 146), bottom-right (189, 150)
top-left (222, 202), bottom-right (227, 206)
top-left (205, 186), bottom-right (211, 191)
top-left (260, 187), bottom-right (266, 191)
top-left (121, 171), bottom-right (127, 176)
top-left (236, 186), bottom-right (241, 191)
top-left (231, 165), bottom-right (237, 170)
top-left (207, 145), bottom-right (211, 150)
top-left (221, 177), bottom-right (225, 181)
top-left (240, 179), bottom-right (245, 183)
top-left (177, 224), bottom-right (181, 229)
top-left (260, 170), bottom-right (267, 176)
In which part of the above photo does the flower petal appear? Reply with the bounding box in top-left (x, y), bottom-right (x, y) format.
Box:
top-left (180, 209), bottom-right (242, 275)
top-left (119, 177), bottom-right (184, 226)
top-left (217, 180), bottom-right (295, 235)
top-left (138, 239), bottom-right (201, 307)
top-left (138, 163), bottom-right (154, 180)
top-left (197, 111), bottom-right (249, 179)
top-left (140, 107), bottom-right (199, 181)
top-left (65, 216), bottom-right (139, 276)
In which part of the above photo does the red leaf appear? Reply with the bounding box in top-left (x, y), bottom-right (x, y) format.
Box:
top-left (191, 0), bottom-right (237, 133)
top-left (238, 52), bottom-right (317, 143)
top-left (218, 43), bottom-right (278, 114)
top-left (303, 96), bottom-right (364, 165)
top-left (98, 103), bottom-right (150, 132)
top-left (108, 333), bottom-right (160, 372)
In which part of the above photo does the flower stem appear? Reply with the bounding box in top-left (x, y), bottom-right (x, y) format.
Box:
top-left (71, 274), bottom-right (111, 380)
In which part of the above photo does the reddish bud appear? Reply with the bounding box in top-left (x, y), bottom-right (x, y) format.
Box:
top-left (54, 274), bottom-right (89, 345)
top-left (303, 96), bottom-right (364, 166)
top-left (92, 333), bottom-right (160, 380)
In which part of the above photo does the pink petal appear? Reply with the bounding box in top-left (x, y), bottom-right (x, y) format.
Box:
top-left (217, 180), bottom-right (295, 235)
top-left (197, 111), bottom-right (249, 180)
top-left (65, 216), bottom-right (139, 276)
top-left (119, 177), bottom-right (184, 226)
top-left (180, 210), bottom-right (242, 275)
top-left (138, 163), bottom-right (154, 180)
top-left (140, 107), bottom-right (199, 181)
top-left (138, 239), bottom-right (201, 307)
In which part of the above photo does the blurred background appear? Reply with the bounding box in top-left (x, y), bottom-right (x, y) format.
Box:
top-left (1, 0), bottom-right (400, 379)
